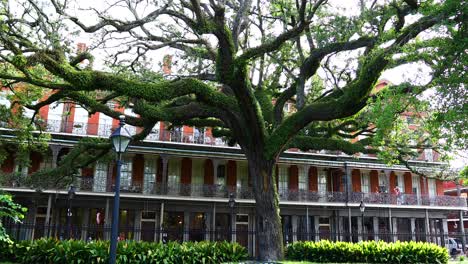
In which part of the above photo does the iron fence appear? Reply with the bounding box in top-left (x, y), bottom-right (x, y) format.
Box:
top-left (3, 222), bottom-right (465, 251)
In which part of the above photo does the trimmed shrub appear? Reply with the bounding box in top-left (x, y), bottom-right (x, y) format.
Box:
top-left (285, 240), bottom-right (449, 264)
top-left (0, 238), bottom-right (248, 264)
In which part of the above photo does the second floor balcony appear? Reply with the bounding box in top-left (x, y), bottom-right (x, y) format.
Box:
top-left (2, 179), bottom-right (464, 208)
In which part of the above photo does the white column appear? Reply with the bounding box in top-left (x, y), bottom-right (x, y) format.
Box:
top-left (212, 203), bottom-right (216, 241)
top-left (159, 202), bottom-right (164, 242)
top-left (388, 208), bottom-right (393, 241)
top-left (81, 208), bottom-right (90, 240)
top-left (314, 216), bottom-right (320, 241)
top-left (348, 207), bottom-right (352, 242)
top-left (292, 215), bottom-right (298, 242)
top-left (134, 210), bottom-right (141, 241)
top-left (357, 217), bottom-right (363, 241)
top-left (373, 217), bottom-right (379, 241)
top-left (250, 213), bottom-right (256, 257)
top-left (184, 212), bottom-right (190, 241)
top-left (104, 198), bottom-right (110, 240)
top-left (50, 145), bottom-right (63, 168)
top-left (338, 216), bottom-right (344, 241)
top-left (204, 212), bottom-right (211, 241)
top-left (392, 217), bottom-right (398, 242)
top-left (425, 209), bottom-right (431, 242)
top-left (306, 206), bottom-right (310, 240)
top-left (231, 211), bottom-right (236, 242)
top-left (459, 210), bottom-right (466, 253)
top-left (411, 218), bottom-right (416, 241)
top-left (44, 194), bottom-right (52, 237)
top-left (442, 219), bottom-right (448, 246)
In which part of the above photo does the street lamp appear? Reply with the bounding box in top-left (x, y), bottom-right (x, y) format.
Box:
top-left (109, 115), bottom-right (132, 264)
top-left (66, 185), bottom-right (76, 240)
top-left (228, 193), bottom-right (236, 242)
top-left (359, 201), bottom-right (365, 239)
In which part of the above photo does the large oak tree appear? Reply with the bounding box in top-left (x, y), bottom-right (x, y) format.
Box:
top-left (0, 0), bottom-right (466, 260)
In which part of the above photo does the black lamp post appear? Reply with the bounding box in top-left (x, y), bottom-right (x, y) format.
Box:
top-left (109, 115), bottom-right (132, 264)
top-left (66, 185), bottom-right (76, 240)
top-left (228, 193), bottom-right (236, 242)
top-left (359, 200), bottom-right (365, 240)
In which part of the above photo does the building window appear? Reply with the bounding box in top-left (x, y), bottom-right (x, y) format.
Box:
top-left (318, 169), bottom-right (327, 194)
top-left (216, 164), bottom-right (226, 185)
top-left (143, 158), bottom-right (157, 194)
top-left (412, 174), bottom-right (420, 197)
top-left (93, 162), bottom-right (107, 192)
top-left (120, 158), bottom-right (133, 189)
top-left (424, 149), bottom-right (434, 162)
top-left (361, 171), bottom-right (370, 193)
top-left (378, 171), bottom-right (388, 193)
top-left (298, 166), bottom-right (308, 190)
top-left (396, 173), bottom-right (405, 193)
top-left (167, 159), bottom-right (181, 194)
top-left (237, 162), bottom-right (248, 189)
top-left (428, 178), bottom-right (436, 197)
top-left (278, 165), bottom-right (288, 196)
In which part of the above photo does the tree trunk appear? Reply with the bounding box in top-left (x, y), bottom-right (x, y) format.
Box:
top-left (248, 157), bottom-right (284, 261)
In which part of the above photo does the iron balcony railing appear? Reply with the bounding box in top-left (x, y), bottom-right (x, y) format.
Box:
top-left (3, 179), bottom-right (466, 207)
top-left (0, 119), bottom-right (229, 147)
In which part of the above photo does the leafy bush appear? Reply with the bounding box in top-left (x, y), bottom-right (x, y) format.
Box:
top-left (285, 240), bottom-right (449, 264)
top-left (0, 238), bottom-right (248, 264)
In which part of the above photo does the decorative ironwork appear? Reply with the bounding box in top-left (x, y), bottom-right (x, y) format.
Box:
top-left (3, 179), bottom-right (465, 207)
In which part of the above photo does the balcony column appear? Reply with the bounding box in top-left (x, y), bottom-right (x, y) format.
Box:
top-left (425, 209), bottom-right (431, 242)
top-left (344, 162), bottom-right (352, 242)
top-left (314, 216), bottom-right (320, 241)
top-left (306, 206), bottom-right (310, 240)
top-left (442, 219), bottom-right (448, 246)
top-left (373, 217), bottom-right (379, 241)
top-left (159, 202), bottom-right (164, 242)
top-left (291, 215), bottom-right (298, 242)
top-left (134, 209), bottom-right (141, 241)
top-left (104, 198), bottom-right (110, 240)
top-left (388, 208), bottom-right (392, 241)
top-left (24, 204), bottom-right (36, 240)
top-left (410, 218), bottom-right (416, 241)
top-left (160, 155), bottom-right (169, 194)
top-left (205, 212), bottom-right (211, 241)
top-left (344, 162), bottom-right (352, 201)
top-left (212, 203), bottom-right (216, 241)
top-left (338, 215), bottom-right (344, 241)
top-left (250, 213), bottom-right (256, 257)
top-left (184, 211), bottom-right (190, 242)
top-left (50, 145), bottom-right (63, 168)
top-left (459, 210), bottom-right (466, 253)
top-left (44, 194), bottom-right (52, 237)
top-left (81, 208), bottom-right (90, 240)
top-left (357, 216), bottom-right (363, 241)
top-left (392, 217), bottom-right (398, 242)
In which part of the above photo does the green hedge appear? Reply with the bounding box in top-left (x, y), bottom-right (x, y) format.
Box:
top-left (0, 239), bottom-right (248, 264)
top-left (285, 240), bottom-right (449, 264)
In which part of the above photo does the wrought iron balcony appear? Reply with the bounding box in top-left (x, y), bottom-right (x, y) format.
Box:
top-left (2, 179), bottom-right (465, 207)
top-left (0, 119), bottom-right (229, 147)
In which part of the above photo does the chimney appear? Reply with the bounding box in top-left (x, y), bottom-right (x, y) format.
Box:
top-left (162, 55), bottom-right (172, 75)
top-left (77, 43), bottom-right (87, 53)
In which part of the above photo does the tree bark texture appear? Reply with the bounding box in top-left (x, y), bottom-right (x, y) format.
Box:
top-left (248, 156), bottom-right (284, 261)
